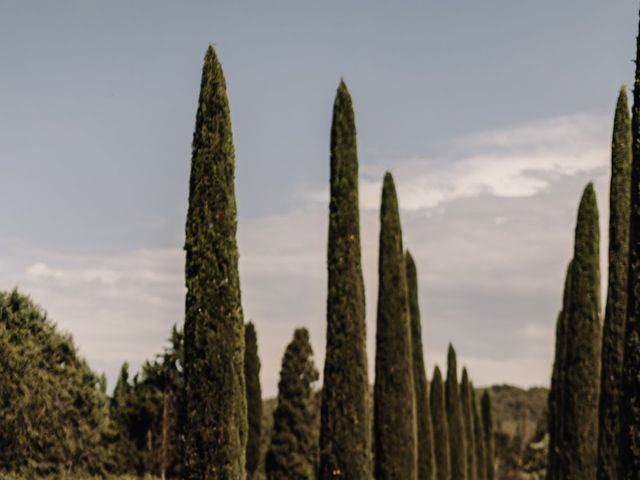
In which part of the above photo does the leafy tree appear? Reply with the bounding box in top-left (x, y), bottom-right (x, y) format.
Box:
top-left (598, 86), bottom-right (632, 480)
top-left (481, 391), bottom-right (495, 480)
top-left (446, 345), bottom-right (467, 480)
top-left (373, 172), bottom-right (418, 480)
top-left (320, 80), bottom-right (371, 480)
top-left (430, 366), bottom-right (450, 480)
top-left (460, 368), bottom-right (477, 480)
top-left (406, 251), bottom-right (436, 480)
top-left (245, 322), bottom-right (262, 479)
top-left (183, 45), bottom-right (247, 479)
top-left (265, 328), bottom-right (319, 480)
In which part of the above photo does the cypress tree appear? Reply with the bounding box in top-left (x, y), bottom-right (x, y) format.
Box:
top-left (446, 344), bottom-right (467, 480)
top-left (460, 368), bottom-right (477, 480)
top-left (622, 13), bottom-right (640, 476)
top-left (265, 328), bottom-right (319, 480)
top-left (183, 45), bottom-right (247, 479)
top-left (406, 250), bottom-right (436, 480)
top-left (245, 322), bottom-right (262, 479)
top-left (481, 392), bottom-right (495, 480)
top-left (320, 80), bottom-right (371, 480)
top-left (373, 172), bottom-right (418, 480)
top-left (430, 366), bottom-right (450, 480)
top-left (561, 183), bottom-right (602, 479)
top-left (598, 87), bottom-right (632, 480)
top-left (548, 261), bottom-right (573, 480)
top-left (471, 385), bottom-right (486, 480)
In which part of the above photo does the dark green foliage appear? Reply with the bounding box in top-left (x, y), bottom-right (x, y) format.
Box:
top-left (460, 368), bottom-right (477, 480)
top-left (320, 80), bottom-right (371, 480)
top-left (598, 86), bottom-right (632, 480)
top-left (0, 290), bottom-right (111, 476)
top-left (373, 172), bottom-right (418, 480)
top-left (560, 184), bottom-right (602, 479)
top-left (481, 391), bottom-right (495, 480)
top-left (406, 251), bottom-right (436, 480)
top-left (265, 328), bottom-right (319, 480)
top-left (622, 15), bottom-right (640, 477)
top-left (245, 322), bottom-right (262, 479)
top-left (183, 45), bottom-right (247, 479)
top-left (471, 386), bottom-right (486, 480)
top-left (548, 261), bottom-right (573, 479)
top-left (430, 366), bottom-right (450, 480)
top-left (446, 345), bottom-right (467, 480)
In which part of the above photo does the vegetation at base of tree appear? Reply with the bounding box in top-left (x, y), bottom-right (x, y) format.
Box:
top-left (460, 368), bottom-right (477, 480)
top-left (406, 250), bottom-right (436, 480)
top-left (182, 44), bottom-right (247, 479)
top-left (265, 328), bottom-right (319, 480)
top-left (245, 322), bottom-right (263, 479)
top-left (598, 86), bottom-right (631, 480)
top-left (320, 79), bottom-right (371, 480)
top-left (373, 172), bottom-right (418, 480)
top-left (446, 345), bottom-right (467, 480)
top-left (430, 366), bottom-right (450, 480)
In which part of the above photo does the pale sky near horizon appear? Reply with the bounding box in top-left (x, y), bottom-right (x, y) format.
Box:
top-left (1, 1), bottom-right (638, 396)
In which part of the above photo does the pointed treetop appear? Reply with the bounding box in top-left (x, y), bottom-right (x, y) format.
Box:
top-left (448, 344), bottom-right (457, 373)
top-left (433, 365), bottom-right (443, 382)
top-left (462, 367), bottom-right (469, 384)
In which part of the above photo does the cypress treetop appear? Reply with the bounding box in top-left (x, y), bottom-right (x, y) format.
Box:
top-left (183, 45), bottom-right (247, 480)
top-left (481, 391), bottom-right (495, 480)
top-left (245, 322), bottom-right (262, 479)
top-left (406, 250), bottom-right (436, 480)
top-left (471, 385), bottom-right (486, 480)
top-left (430, 366), bottom-right (450, 480)
top-left (598, 86), bottom-right (631, 480)
top-left (460, 368), bottom-right (477, 480)
top-left (446, 344), bottom-right (467, 480)
top-left (320, 79), bottom-right (371, 480)
top-left (374, 172), bottom-right (418, 480)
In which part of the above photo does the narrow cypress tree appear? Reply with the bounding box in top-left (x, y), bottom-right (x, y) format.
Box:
top-left (373, 172), bottom-right (418, 480)
top-left (471, 386), bottom-right (486, 480)
top-left (430, 366), bottom-right (450, 480)
top-left (598, 87), bottom-right (632, 480)
top-left (406, 250), bottom-right (436, 480)
top-left (446, 344), bottom-right (467, 480)
top-left (245, 322), bottom-right (262, 479)
top-left (265, 328), bottom-right (319, 480)
top-left (561, 183), bottom-right (602, 479)
top-left (320, 80), bottom-right (371, 480)
top-left (548, 261), bottom-right (574, 480)
top-left (622, 13), bottom-right (640, 476)
top-left (183, 45), bottom-right (247, 479)
top-left (481, 392), bottom-right (495, 480)
top-left (460, 368), bottom-right (477, 480)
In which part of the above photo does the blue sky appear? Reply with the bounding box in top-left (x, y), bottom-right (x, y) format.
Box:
top-left (0, 1), bottom-right (638, 395)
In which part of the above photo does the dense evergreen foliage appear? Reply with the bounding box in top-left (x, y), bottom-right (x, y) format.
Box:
top-left (460, 368), bottom-right (477, 480)
top-left (598, 87), bottom-right (632, 480)
top-left (406, 251), bottom-right (436, 480)
top-left (245, 322), bottom-right (263, 479)
top-left (471, 386), bottom-right (486, 480)
top-left (481, 391), bottom-right (495, 480)
top-left (183, 45), bottom-right (247, 479)
top-left (265, 328), bottom-right (319, 480)
top-left (430, 366), bottom-right (449, 480)
top-left (320, 80), bottom-right (371, 480)
top-left (373, 173), bottom-right (418, 480)
top-left (622, 14), bottom-right (640, 477)
top-left (446, 345), bottom-right (467, 480)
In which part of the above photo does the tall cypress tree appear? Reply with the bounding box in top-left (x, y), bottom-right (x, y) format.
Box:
top-left (481, 392), bottom-right (495, 480)
top-left (598, 87), bottom-right (632, 480)
top-left (430, 366), bottom-right (450, 480)
top-left (460, 368), bottom-right (477, 480)
top-left (373, 172), bottom-right (417, 480)
top-left (622, 13), bottom-right (640, 477)
top-left (471, 385), bottom-right (486, 480)
top-left (320, 80), bottom-right (371, 480)
top-left (561, 183), bottom-right (602, 479)
top-left (265, 328), bottom-right (319, 480)
top-left (548, 261), bottom-right (574, 480)
top-left (245, 322), bottom-right (262, 479)
top-left (183, 45), bottom-right (247, 479)
top-left (446, 344), bottom-right (467, 480)
top-left (406, 250), bottom-right (436, 480)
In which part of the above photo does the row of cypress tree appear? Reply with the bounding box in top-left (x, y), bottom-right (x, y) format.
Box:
top-left (548, 12), bottom-right (640, 479)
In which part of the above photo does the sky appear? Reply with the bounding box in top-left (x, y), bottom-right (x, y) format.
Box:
top-left (0, 1), bottom-right (638, 396)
